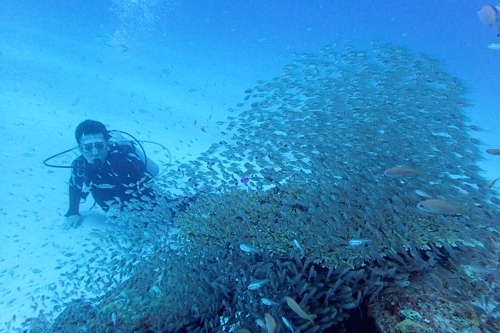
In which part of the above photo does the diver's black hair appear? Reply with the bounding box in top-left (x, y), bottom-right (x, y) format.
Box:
top-left (75, 120), bottom-right (111, 143)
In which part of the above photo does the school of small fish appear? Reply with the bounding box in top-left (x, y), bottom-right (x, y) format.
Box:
top-left (22, 40), bottom-right (500, 333)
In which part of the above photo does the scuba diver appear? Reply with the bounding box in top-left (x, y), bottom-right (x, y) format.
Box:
top-left (60, 120), bottom-right (160, 229)
top-left (44, 119), bottom-right (197, 229)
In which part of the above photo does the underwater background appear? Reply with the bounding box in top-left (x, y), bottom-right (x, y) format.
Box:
top-left (1, 0), bottom-right (500, 332)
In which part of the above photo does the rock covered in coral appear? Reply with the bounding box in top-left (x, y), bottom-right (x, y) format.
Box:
top-left (368, 263), bottom-right (500, 333)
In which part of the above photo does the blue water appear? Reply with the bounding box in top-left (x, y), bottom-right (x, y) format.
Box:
top-left (1, 0), bottom-right (499, 329)
top-left (2, 0), bottom-right (499, 156)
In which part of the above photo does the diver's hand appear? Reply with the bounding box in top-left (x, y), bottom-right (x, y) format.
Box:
top-left (63, 215), bottom-right (81, 229)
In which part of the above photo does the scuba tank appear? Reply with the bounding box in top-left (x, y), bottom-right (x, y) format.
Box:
top-left (108, 130), bottom-right (160, 178)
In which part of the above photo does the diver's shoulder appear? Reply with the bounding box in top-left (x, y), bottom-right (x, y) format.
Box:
top-left (109, 142), bottom-right (135, 155)
top-left (108, 146), bottom-right (141, 163)
top-left (71, 155), bottom-right (87, 165)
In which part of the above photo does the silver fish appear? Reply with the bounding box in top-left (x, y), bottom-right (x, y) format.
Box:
top-left (95, 183), bottom-right (115, 189)
top-left (383, 167), bottom-right (419, 176)
top-left (111, 312), bottom-right (117, 327)
top-left (487, 43), bottom-right (500, 50)
top-left (293, 239), bottom-right (305, 255)
top-left (395, 280), bottom-right (410, 288)
top-left (239, 244), bottom-right (260, 254)
top-left (261, 298), bottom-right (280, 306)
top-left (281, 316), bottom-right (295, 332)
top-left (414, 189), bottom-right (432, 198)
top-left (348, 238), bottom-right (372, 247)
top-left (247, 279), bottom-right (269, 290)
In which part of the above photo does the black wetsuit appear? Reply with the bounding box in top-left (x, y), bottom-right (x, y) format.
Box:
top-left (65, 145), bottom-right (154, 217)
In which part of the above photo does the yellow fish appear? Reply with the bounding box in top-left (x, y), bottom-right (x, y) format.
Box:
top-left (416, 199), bottom-right (464, 215)
top-left (264, 313), bottom-right (276, 333)
top-left (284, 296), bottom-right (317, 324)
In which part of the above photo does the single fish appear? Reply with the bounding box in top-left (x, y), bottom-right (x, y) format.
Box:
top-left (395, 280), bottom-right (410, 288)
top-left (488, 177), bottom-right (499, 189)
top-left (261, 298), bottom-right (280, 306)
top-left (239, 244), bottom-right (260, 254)
top-left (487, 43), bottom-right (500, 50)
top-left (111, 312), bottom-right (117, 327)
top-left (416, 199), bottom-right (464, 215)
top-left (95, 183), bottom-right (115, 189)
top-left (240, 177), bottom-right (249, 183)
top-left (284, 296), bottom-right (317, 324)
top-left (293, 239), bottom-right (305, 254)
top-left (256, 319), bottom-right (266, 329)
top-left (150, 285), bottom-right (161, 295)
top-left (265, 313), bottom-right (277, 333)
top-left (463, 265), bottom-right (496, 275)
top-left (383, 167), bottom-right (419, 177)
top-left (486, 148), bottom-right (500, 155)
top-left (478, 4), bottom-right (500, 34)
top-left (248, 279), bottom-right (269, 290)
top-left (348, 238), bottom-right (372, 247)
top-left (414, 189), bottom-right (432, 198)
top-left (281, 317), bottom-right (295, 333)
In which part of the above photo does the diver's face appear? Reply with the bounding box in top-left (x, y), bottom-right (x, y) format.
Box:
top-left (79, 133), bottom-right (109, 164)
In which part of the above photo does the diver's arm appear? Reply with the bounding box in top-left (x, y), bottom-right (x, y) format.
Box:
top-left (62, 177), bottom-right (83, 229)
top-left (64, 160), bottom-right (85, 217)
top-left (65, 182), bottom-right (82, 217)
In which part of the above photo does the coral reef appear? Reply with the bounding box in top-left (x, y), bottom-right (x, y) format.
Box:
top-left (28, 41), bottom-right (500, 333)
top-left (369, 262), bottom-right (500, 333)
